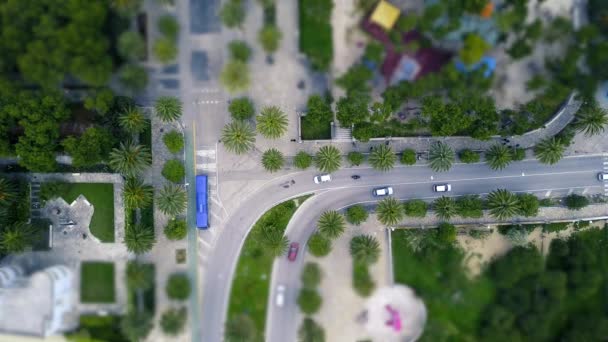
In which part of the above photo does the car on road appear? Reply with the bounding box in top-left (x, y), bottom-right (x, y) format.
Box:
top-left (313, 174), bottom-right (332, 184)
top-left (433, 183), bottom-right (452, 192)
top-left (598, 172), bottom-right (608, 181)
top-left (276, 284), bottom-right (286, 307)
top-left (373, 186), bottom-right (394, 197)
top-left (287, 242), bottom-right (299, 261)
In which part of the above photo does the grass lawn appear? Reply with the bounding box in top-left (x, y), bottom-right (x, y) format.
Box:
top-left (81, 262), bottom-right (115, 303)
top-left (45, 183), bottom-right (115, 242)
top-left (298, 0), bottom-right (333, 71)
top-left (301, 115), bottom-right (331, 140)
top-left (228, 195), bottom-right (312, 340)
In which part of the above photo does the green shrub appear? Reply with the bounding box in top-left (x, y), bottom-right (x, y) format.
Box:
top-left (347, 151), bottom-right (365, 166)
top-left (164, 219), bottom-right (187, 240)
top-left (542, 222), bottom-right (569, 233)
top-left (294, 151), bottom-right (313, 169)
top-left (162, 159), bottom-right (185, 183)
top-left (564, 194), bottom-right (589, 210)
top-left (229, 97), bottom-right (255, 121)
top-left (153, 38), bottom-right (177, 64)
top-left (301, 262), bottom-right (322, 288)
top-left (403, 199), bottom-right (427, 217)
top-left (158, 15), bottom-right (179, 42)
top-left (346, 205), bottom-right (368, 225)
top-left (400, 149), bottom-right (416, 165)
top-left (435, 222), bottom-right (457, 245)
top-left (352, 261), bottom-right (375, 297)
top-left (166, 273), bottom-right (191, 300)
top-left (163, 130), bottom-right (184, 153)
top-left (228, 40), bottom-right (252, 62)
top-left (511, 147), bottom-right (526, 161)
top-left (160, 307), bottom-right (187, 336)
top-left (539, 198), bottom-right (554, 206)
top-left (297, 288), bottom-right (322, 314)
top-left (307, 233), bottom-right (331, 257)
top-left (258, 25), bottom-right (282, 53)
top-left (459, 149), bottom-right (480, 163)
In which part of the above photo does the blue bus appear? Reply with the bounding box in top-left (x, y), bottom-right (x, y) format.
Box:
top-left (195, 175), bottom-right (209, 229)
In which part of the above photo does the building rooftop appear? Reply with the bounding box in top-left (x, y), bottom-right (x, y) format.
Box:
top-left (370, 1), bottom-right (401, 30)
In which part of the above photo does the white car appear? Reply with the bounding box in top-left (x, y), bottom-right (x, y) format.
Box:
top-left (598, 172), bottom-right (608, 181)
top-left (433, 184), bottom-right (452, 192)
top-left (275, 284), bottom-right (286, 307)
top-left (314, 174), bottom-right (332, 184)
top-left (373, 186), bottom-right (393, 197)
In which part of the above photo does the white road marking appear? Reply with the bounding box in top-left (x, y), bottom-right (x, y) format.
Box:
top-left (545, 190), bottom-right (552, 197)
top-left (197, 150), bottom-right (216, 157)
top-left (582, 188), bottom-right (588, 194)
top-left (430, 176), bottom-right (434, 180)
top-left (567, 189), bottom-right (574, 195)
top-left (521, 172), bottom-right (525, 176)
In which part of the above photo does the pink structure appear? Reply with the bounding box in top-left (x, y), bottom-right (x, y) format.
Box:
top-left (385, 304), bottom-right (402, 332)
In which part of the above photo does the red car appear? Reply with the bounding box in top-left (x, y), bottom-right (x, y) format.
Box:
top-left (287, 242), bottom-right (299, 261)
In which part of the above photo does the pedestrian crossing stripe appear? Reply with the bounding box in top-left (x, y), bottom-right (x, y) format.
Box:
top-left (197, 150), bottom-right (216, 157)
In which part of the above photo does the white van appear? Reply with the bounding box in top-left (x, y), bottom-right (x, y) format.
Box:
top-left (373, 187), bottom-right (394, 197)
top-left (275, 284), bottom-right (286, 307)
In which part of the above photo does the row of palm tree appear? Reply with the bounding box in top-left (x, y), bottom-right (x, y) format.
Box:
top-left (221, 106), bottom-right (289, 155)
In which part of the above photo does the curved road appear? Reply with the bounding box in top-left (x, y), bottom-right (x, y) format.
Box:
top-left (200, 155), bottom-right (606, 341)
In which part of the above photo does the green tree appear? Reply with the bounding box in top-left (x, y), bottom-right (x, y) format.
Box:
top-left (517, 193), bottom-right (539, 217)
top-left (352, 261), bottom-right (375, 296)
top-left (258, 25), bottom-right (282, 53)
top-left (120, 311), bottom-right (153, 342)
top-left (336, 64), bottom-right (373, 95)
top-left (346, 205), bottom-right (368, 225)
top-left (336, 95), bottom-right (370, 127)
top-left (401, 149), bottom-right (417, 165)
top-left (112, 0), bottom-right (142, 15)
top-left (123, 177), bottom-right (153, 209)
top-left (297, 288), bottom-right (322, 314)
top-left (220, 0), bottom-right (245, 28)
top-left (84, 88), bottom-right (114, 116)
top-left (225, 314), bottom-right (257, 342)
top-left (301, 262), bottom-right (322, 288)
top-left (317, 211), bottom-right (345, 239)
top-left (564, 194), bottom-right (589, 210)
top-left (118, 31), bottom-right (146, 61)
top-left (534, 137), bottom-right (565, 165)
top-left (162, 159), bottom-right (185, 183)
top-left (0, 178), bottom-right (15, 207)
top-left (376, 197), bottom-right (404, 226)
top-left (256, 225), bottom-right (289, 257)
top-left (157, 184), bottom-right (187, 216)
top-left (124, 223), bottom-right (155, 254)
top-left (347, 151), bottom-right (365, 166)
top-left (118, 106), bottom-right (147, 134)
top-left (160, 307), bottom-right (187, 336)
top-left (257, 106), bottom-right (288, 139)
top-left (220, 61), bottom-right (250, 93)
top-left (576, 102), bottom-right (608, 136)
top-left (435, 222), bottom-right (457, 245)
top-left (166, 273), bottom-right (191, 300)
top-left (298, 317), bottom-right (325, 342)
top-left (155, 96), bottom-right (182, 122)
top-left (459, 149), bottom-right (480, 163)
top-left (429, 141), bottom-right (455, 172)
top-left (314, 146), bottom-right (342, 173)
top-left (487, 189), bottom-right (520, 220)
top-left (507, 38), bottom-right (532, 59)
top-left (486, 144), bottom-right (513, 170)
top-left (369, 145), bottom-right (396, 171)
top-left (307, 233), bottom-right (332, 257)
top-left (158, 15), bottom-right (179, 42)
top-left (403, 199), bottom-right (428, 217)
top-left (456, 195), bottom-right (483, 218)
top-left (126, 261), bottom-right (154, 291)
top-left (459, 33), bottom-right (489, 65)
top-left (221, 121), bottom-right (256, 154)
top-left (229, 97), bottom-right (255, 121)
top-left (370, 101), bottom-right (392, 123)
top-left (433, 196), bottom-right (457, 220)
top-left (306, 94), bottom-right (333, 124)
top-left (350, 235), bottom-right (380, 265)
top-left (109, 141), bottom-right (152, 177)
top-left (229, 40), bottom-right (252, 62)
top-left (0, 223), bottom-right (36, 254)
top-left (262, 149), bottom-right (284, 172)
top-left (119, 63), bottom-right (149, 93)
top-left (294, 151), bottom-right (313, 169)
top-left (163, 130), bottom-right (184, 153)
top-left (164, 218), bottom-right (187, 240)
top-left (153, 38), bottom-right (178, 63)
top-left (62, 127), bottom-right (114, 168)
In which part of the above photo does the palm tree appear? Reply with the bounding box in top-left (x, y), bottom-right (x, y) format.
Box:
top-left (576, 102), bottom-right (608, 136)
top-left (369, 145), bottom-right (396, 171)
top-left (0, 223), bottom-right (36, 254)
top-left (485, 144), bottom-right (512, 170)
top-left (314, 146), bottom-right (342, 173)
top-left (487, 189), bottom-right (520, 220)
top-left (257, 106), bottom-right (288, 139)
top-left (220, 61), bottom-right (250, 93)
top-left (154, 96), bottom-right (182, 122)
top-left (429, 141), bottom-right (454, 172)
top-left (221, 121), bottom-right (256, 154)
top-left (317, 211), bottom-right (345, 239)
top-left (261, 148), bottom-right (284, 172)
top-left (119, 106), bottom-right (147, 133)
top-left (125, 260), bottom-right (154, 290)
top-left (534, 137), bottom-right (565, 165)
top-left (160, 307), bottom-right (187, 336)
top-left (157, 184), bottom-right (187, 216)
top-left (376, 197), bottom-right (404, 226)
top-left (350, 235), bottom-right (380, 265)
top-left (109, 141), bottom-right (152, 177)
top-left (257, 225), bottom-right (289, 257)
top-left (123, 177), bottom-right (153, 209)
top-left (433, 196), bottom-right (457, 220)
top-left (0, 178), bottom-right (15, 206)
top-left (298, 318), bottom-right (325, 342)
top-left (124, 223), bottom-right (155, 254)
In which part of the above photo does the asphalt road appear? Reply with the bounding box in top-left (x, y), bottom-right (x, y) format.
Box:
top-left (199, 154), bottom-right (607, 342)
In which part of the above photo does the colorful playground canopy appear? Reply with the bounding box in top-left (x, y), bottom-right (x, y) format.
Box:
top-left (370, 0), bottom-right (401, 31)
